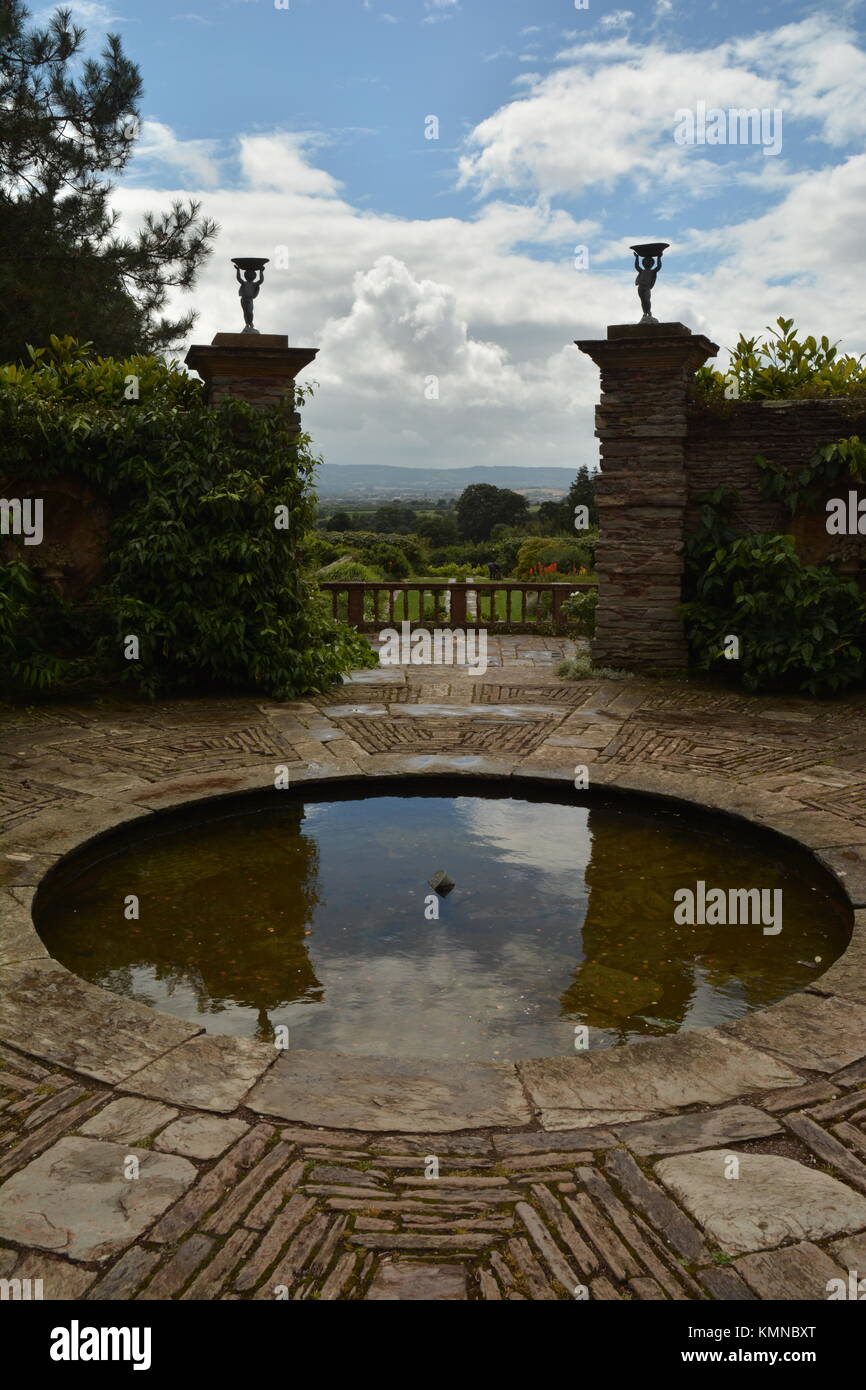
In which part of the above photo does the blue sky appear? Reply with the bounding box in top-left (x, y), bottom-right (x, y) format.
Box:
top-left (43, 0), bottom-right (866, 470)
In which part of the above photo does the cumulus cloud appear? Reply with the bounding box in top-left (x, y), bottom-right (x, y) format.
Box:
top-left (108, 16), bottom-right (866, 472)
top-left (459, 49), bottom-right (775, 199)
top-left (236, 133), bottom-right (342, 197)
top-left (458, 18), bottom-right (866, 200)
top-left (317, 255), bottom-right (523, 406)
top-left (112, 130), bottom-right (602, 469)
top-left (129, 121), bottom-right (221, 187)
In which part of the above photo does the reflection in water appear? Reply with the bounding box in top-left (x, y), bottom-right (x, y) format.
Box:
top-left (60, 801), bottom-right (323, 1043)
top-left (562, 816), bottom-right (815, 1042)
top-left (36, 787), bottom-right (850, 1060)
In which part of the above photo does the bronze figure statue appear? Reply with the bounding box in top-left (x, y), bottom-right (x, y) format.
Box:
top-left (231, 257), bottom-right (270, 334)
top-left (629, 242), bottom-right (669, 324)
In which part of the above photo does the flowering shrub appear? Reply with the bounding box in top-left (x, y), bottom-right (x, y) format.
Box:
top-left (560, 588), bottom-right (598, 636)
top-left (515, 536), bottom-right (594, 579)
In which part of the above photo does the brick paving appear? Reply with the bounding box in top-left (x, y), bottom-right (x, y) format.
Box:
top-left (1, 638), bottom-right (865, 1300)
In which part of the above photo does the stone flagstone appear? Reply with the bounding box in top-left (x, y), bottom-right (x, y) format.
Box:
top-left (518, 1030), bottom-right (802, 1130)
top-left (79, 1098), bottom-right (178, 1144)
top-left (0, 959), bottom-right (200, 1084)
top-left (153, 1114), bottom-right (250, 1160)
top-left (122, 1034), bottom-right (276, 1114)
top-left (365, 1259), bottom-right (468, 1300)
top-left (722, 993), bottom-right (866, 1073)
top-left (247, 1050), bottom-right (532, 1132)
top-left (655, 1149), bottom-right (866, 1255)
top-left (733, 1243), bottom-right (848, 1301)
top-left (0, 1137), bottom-right (196, 1262)
top-left (614, 1105), bottom-right (781, 1156)
top-left (0, 1249), bottom-right (96, 1300)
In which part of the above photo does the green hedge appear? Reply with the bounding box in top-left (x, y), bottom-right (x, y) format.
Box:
top-left (312, 530), bottom-right (428, 572)
top-left (694, 318), bottom-right (866, 403)
top-left (0, 339), bottom-right (374, 700)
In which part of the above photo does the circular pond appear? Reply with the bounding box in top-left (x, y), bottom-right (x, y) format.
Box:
top-left (34, 779), bottom-right (851, 1062)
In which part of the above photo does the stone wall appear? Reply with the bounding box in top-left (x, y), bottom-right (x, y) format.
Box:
top-left (685, 397), bottom-right (866, 573)
top-left (577, 324), bottom-right (866, 671)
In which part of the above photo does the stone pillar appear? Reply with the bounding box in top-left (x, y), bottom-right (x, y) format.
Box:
top-left (184, 333), bottom-right (317, 418)
top-left (466, 578), bottom-right (477, 619)
top-left (575, 323), bottom-right (718, 671)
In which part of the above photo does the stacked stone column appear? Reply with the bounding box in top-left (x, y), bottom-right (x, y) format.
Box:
top-left (575, 323), bottom-right (718, 671)
top-left (185, 332), bottom-right (317, 421)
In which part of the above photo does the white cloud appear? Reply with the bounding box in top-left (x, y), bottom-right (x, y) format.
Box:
top-left (129, 120), bottom-right (221, 187)
top-left (34, 0), bottom-right (124, 22)
top-left (108, 16), bottom-right (866, 473)
top-left (677, 153), bottom-right (866, 357)
top-left (459, 46), bottom-right (778, 199)
top-left (236, 132), bottom-right (342, 197)
top-left (458, 19), bottom-right (866, 201)
top-left (423, 0), bottom-right (460, 23)
top-left (600, 10), bottom-right (635, 30)
top-left (733, 18), bottom-right (866, 147)
top-left (113, 130), bottom-right (608, 470)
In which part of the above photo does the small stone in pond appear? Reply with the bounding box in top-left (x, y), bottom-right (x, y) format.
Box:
top-left (428, 870), bottom-right (455, 896)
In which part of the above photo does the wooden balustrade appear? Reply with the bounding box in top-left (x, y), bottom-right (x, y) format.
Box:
top-left (317, 580), bottom-right (595, 634)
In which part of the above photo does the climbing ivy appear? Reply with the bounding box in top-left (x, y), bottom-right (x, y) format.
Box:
top-left (756, 435), bottom-right (866, 515)
top-left (0, 338), bottom-right (375, 700)
top-left (679, 489), bottom-right (866, 696)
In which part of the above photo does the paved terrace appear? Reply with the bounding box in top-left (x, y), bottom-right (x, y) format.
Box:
top-left (1, 636), bottom-right (865, 1301)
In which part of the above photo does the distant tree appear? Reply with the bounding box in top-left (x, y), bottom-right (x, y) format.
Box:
top-left (536, 500), bottom-right (569, 535)
top-left (565, 466), bottom-right (599, 529)
top-left (416, 513), bottom-right (458, 546)
top-left (0, 2), bottom-right (217, 362)
top-left (325, 511), bottom-right (354, 531)
top-left (368, 540), bottom-right (410, 579)
top-left (456, 484), bottom-right (529, 542)
top-left (371, 502), bottom-right (416, 533)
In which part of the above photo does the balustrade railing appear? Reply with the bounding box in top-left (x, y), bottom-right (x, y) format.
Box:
top-left (317, 579), bottom-right (595, 634)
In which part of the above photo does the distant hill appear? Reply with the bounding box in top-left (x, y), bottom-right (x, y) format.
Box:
top-left (314, 463), bottom-right (578, 500)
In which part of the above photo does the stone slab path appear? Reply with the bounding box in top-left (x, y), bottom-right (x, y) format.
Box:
top-left (1, 637), bottom-right (865, 1301)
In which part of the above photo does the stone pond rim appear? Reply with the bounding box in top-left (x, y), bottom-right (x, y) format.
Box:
top-left (1, 765), bottom-right (864, 1135)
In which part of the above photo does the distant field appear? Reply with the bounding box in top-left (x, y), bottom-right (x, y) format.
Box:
top-left (314, 462), bottom-right (576, 498)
